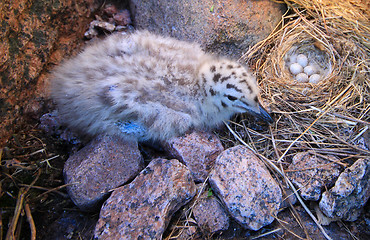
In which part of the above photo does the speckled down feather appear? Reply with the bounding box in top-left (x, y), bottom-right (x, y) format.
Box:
top-left (50, 31), bottom-right (271, 142)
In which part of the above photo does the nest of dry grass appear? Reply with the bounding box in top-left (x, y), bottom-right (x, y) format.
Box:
top-left (235, 0), bottom-right (370, 163)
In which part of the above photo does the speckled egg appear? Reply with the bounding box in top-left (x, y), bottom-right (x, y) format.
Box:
top-left (297, 54), bottom-right (308, 67)
top-left (304, 65), bottom-right (316, 76)
top-left (296, 73), bottom-right (309, 83)
top-left (290, 63), bottom-right (303, 75)
top-left (309, 74), bottom-right (321, 84)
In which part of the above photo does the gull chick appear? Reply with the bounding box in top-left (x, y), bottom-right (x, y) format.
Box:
top-left (50, 31), bottom-right (272, 142)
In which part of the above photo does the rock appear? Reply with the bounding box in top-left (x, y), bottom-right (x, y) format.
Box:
top-left (64, 135), bottom-right (144, 211)
top-left (286, 152), bottom-right (342, 201)
top-left (113, 9), bottom-right (132, 26)
top-left (84, 20), bottom-right (116, 39)
top-left (129, 0), bottom-right (285, 58)
top-left (94, 158), bottom-right (196, 239)
top-left (165, 131), bottom-right (224, 182)
top-left (0, 0), bottom-right (100, 148)
top-left (319, 158), bottom-right (370, 221)
top-left (39, 111), bottom-right (81, 144)
top-left (209, 145), bottom-right (282, 230)
top-left (103, 3), bottom-right (118, 16)
top-left (192, 189), bottom-right (230, 233)
top-left (39, 111), bottom-right (62, 135)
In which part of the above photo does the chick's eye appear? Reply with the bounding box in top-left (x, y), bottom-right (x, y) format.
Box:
top-left (227, 95), bottom-right (237, 101)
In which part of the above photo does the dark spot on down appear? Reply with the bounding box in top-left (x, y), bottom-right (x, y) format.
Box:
top-left (114, 104), bottom-right (129, 114)
top-left (220, 76), bottom-right (231, 82)
top-left (239, 79), bottom-right (247, 84)
top-left (201, 73), bottom-right (206, 84)
top-left (210, 66), bottom-right (216, 72)
top-left (221, 101), bottom-right (227, 108)
top-left (213, 73), bottom-right (221, 82)
top-left (226, 83), bottom-right (242, 93)
top-left (254, 96), bottom-right (258, 102)
top-left (247, 84), bottom-right (252, 92)
top-left (98, 86), bottom-right (115, 106)
top-left (209, 87), bottom-right (216, 96)
top-left (227, 65), bottom-right (233, 69)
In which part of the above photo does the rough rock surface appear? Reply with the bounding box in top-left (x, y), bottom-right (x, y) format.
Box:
top-left (165, 131), bottom-right (224, 182)
top-left (192, 190), bottom-right (230, 233)
top-left (94, 158), bottom-right (196, 239)
top-left (64, 135), bottom-right (144, 211)
top-left (286, 152), bottom-right (342, 201)
top-left (0, 0), bottom-right (99, 148)
top-left (129, 0), bottom-right (285, 58)
top-left (209, 145), bottom-right (282, 230)
top-left (320, 158), bottom-right (370, 221)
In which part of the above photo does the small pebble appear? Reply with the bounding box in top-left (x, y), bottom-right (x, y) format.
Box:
top-left (309, 74), bottom-right (321, 84)
top-left (290, 63), bottom-right (303, 75)
top-left (304, 65), bottom-right (316, 76)
top-left (296, 73), bottom-right (309, 83)
top-left (113, 9), bottom-right (132, 26)
top-left (297, 54), bottom-right (308, 67)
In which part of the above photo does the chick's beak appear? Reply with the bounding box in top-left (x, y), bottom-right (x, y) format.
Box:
top-left (257, 103), bottom-right (274, 124)
top-left (234, 99), bottom-right (274, 124)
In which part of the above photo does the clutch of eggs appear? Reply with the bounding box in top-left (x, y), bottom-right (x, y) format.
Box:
top-left (288, 53), bottom-right (323, 84)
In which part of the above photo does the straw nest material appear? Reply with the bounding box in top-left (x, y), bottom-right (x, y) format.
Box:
top-left (233, 0), bottom-right (370, 164)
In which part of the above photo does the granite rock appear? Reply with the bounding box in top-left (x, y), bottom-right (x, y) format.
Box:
top-left (64, 135), bottom-right (144, 211)
top-left (320, 158), bottom-right (370, 221)
top-left (0, 0), bottom-right (100, 147)
top-left (209, 145), bottom-right (282, 230)
top-left (165, 131), bottom-right (224, 182)
top-left (94, 158), bottom-right (196, 239)
top-left (129, 0), bottom-right (285, 59)
top-left (192, 189), bottom-right (230, 233)
top-left (286, 152), bottom-right (342, 201)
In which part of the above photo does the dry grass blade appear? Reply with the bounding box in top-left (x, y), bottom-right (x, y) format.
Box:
top-left (250, 228), bottom-right (283, 239)
top-left (5, 189), bottom-right (26, 240)
top-left (24, 203), bottom-right (36, 240)
top-left (4, 169), bottom-right (41, 240)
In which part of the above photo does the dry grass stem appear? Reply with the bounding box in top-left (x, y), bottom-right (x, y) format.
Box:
top-left (24, 203), bottom-right (36, 240)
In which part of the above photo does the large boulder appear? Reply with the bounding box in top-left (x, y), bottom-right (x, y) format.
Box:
top-left (130, 0), bottom-right (285, 58)
top-left (0, 0), bottom-right (100, 147)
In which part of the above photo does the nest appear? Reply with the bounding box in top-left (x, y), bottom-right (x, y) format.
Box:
top-left (234, 0), bottom-right (370, 163)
